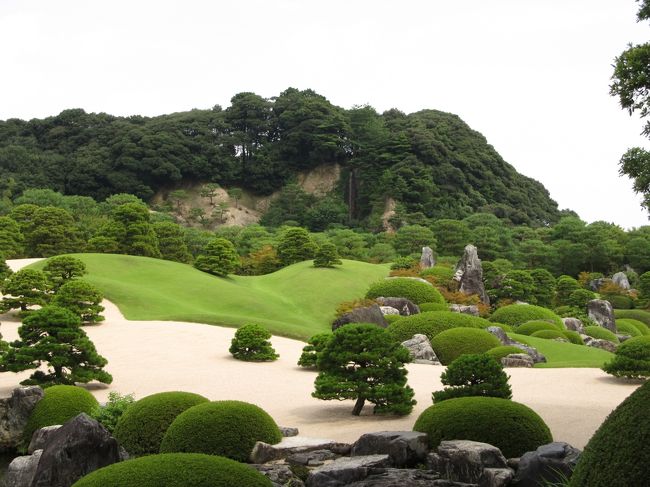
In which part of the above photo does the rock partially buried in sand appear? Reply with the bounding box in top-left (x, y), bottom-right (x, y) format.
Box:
top-left (306, 454), bottom-right (391, 487)
top-left (250, 436), bottom-right (351, 464)
top-left (501, 354), bottom-right (534, 368)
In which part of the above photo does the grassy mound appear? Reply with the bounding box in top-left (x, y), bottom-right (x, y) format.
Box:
top-left (489, 304), bottom-right (563, 329)
top-left (531, 329), bottom-right (568, 340)
top-left (516, 320), bottom-right (562, 336)
top-left (616, 318), bottom-right (649, 336)
top-left (613, 309), bottom-right (650, 326)
top-left (419, 302), bottom-right (449, 312)
top-left (71, 453), bottom-right (272, 487)
top-left (387, 311), bottom-right (489, 343)
top-left (486, 345), bottom-right (526, 360)
top-left (365, 278), bottom-right (445, 305)
top-left (431, 328), bottom-right (501, 365)
top-left (413, 396), bottom-right (552, 458)
top-left (583, 326), bottom-right (620, 344)
top-left (113, 391), bottom-right (208, 456)
top-left (160, 400), bottom-right (281, 462)
top-left (615, 321), bottom-right (643, 337)
top-left (509, 333), bottom-right (613, 368)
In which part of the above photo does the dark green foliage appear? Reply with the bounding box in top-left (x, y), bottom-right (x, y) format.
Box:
top-left (43, 255), bottom-right (87, 290)
top-left (277, 227), bottom-right (317, 265)
top-left (390, 256), bottom-right (417, 270)
top-left (24, 385), bottom-right (98, 445)
top-left (614, 309), bottom-right (650, 326)
top-left (384, 314), bottom-right (402, 324)
top-left (432, 354), bottom-right (512, 403)
top-left (494, 270), bottom-right (534, 303)
top-left (568, 381), bottom-right (650, 487)
top-left (313, 324), bottom-right (416, 416)
top-left (313, 242), bottom-right (342, 268)
top-left (418, 302), bottom-right (450, 312)
top-left (530, 329), bottom-right (569, 340)
top-left (515, 320), bottom-right (562, 335)
top-left (0, 216), bottom-right (24, 258)
top-left (52, 279), bottom-right (104, 323)
top-left (110, 203), bottom-right (161, 258)
top-left (2, 305), bottom-right (112, 386)
top-left (229, 324), bottom-right (278, 361)
top-left (23, 206), bottom-right (82, 257)
top-left (430, 328), bottom-right (501, 365)
top-left (71, 453), bottom-right (273, 487)
top-left (113, 391), bottom-right (209, 456)
top-left (413, 396), bottom-right (552, 458)
top-left (365, 278), bottom-right (445, 305)
top-left (0, 256), bottom-right (11, 282)
top-left (0, 268), bottom-right (49, 312)
top-left (529, 268), bottom-right (557, 308)
top-left (194, 238), bottom-right (239, 277)
top-left (555, 275), bottom-right (581, 307)
top-left (584, 326), bottom-right (620, 344)
top-left (640, 271), bottom-right (650, 298)
top-left (616, 321), bottom-right (643, 337)
top-left (297, 333), bottom-right (332, 368)
top-left (154, 222), bottom-right (192, 263)
top-left (489, 304), bottom-right (564, 329)
top-left (160, 400), bottom-right (282, 461)
top-left (91, 391), bottom-right (135, 434)
top-left (393, 225), bottom-right (436, 256)
top-left (602, 335), bottom-right (650, 379)
top-left (486, 345), bottom-right (527, 360)
top-left (420, 265), bottom-right (455, 283)
top-left (617, 318), bottom-right (650, 335)
top-left (567, 289), bottom-right (597, 308)
top-left (606, 294), bottom-right (633, 310)
top-left (387, 311), bottom-right (490, 343)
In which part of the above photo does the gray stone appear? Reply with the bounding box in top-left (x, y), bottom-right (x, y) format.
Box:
top-left (486, 327), bottom-right (546, 364)
top-left (617, 334), bottom-right (632, 342)
top-left (332, 304), bottom-right (388, 331)
top-left (375, 297), bottom-right (420, 316)
top-left (280, 426), bottom-right (299, 437)
top-left (587, 299), bottom-right (616, 332)
top-left (306, 454), bottom-right (391, 487)
top-left (455, 245), bottom-right (489, 305)
top-left (250, 436), bottom-right (351, 464)
top-left (585, 338), bottom-right (618, 353)
top-left (512, 442), bottom-right (581, 487)
top-left (347, 469), bottom-right (476, 486)
top-left (379, 306), bottom-right (400, 316)
top-left (28, 425), bottom-right (61, 454)
top-left (30, 413), bottom-right (122, 487)
top-left (252, 464), bottom-right (306, 487)
top-left (4, 450), bottom-right (42, 487)
top-left (500, 354), bottom-right (534, 368)
top-left (0, 386), bottom-right (44, 453)
top-left (480, 468), bottom-right (514, 487)
top-left (449, 304), bottom-right (480, 316)
top-left (401, 334), bottom-right (440, 364)
top-left (562, 318), bottom-right (584, 334)
top-left (588, 278), bottom-right (607, 292)
top-left (427, 440), bottom-right (507, 485)
top-left (351, 431), bottom-right (429, 468)
top-left (287, 449), bottom-right (338, 467)
top-left (420, 246), bottom-right (436, 269)
top-left (612, 272), bottom-right (630, 290)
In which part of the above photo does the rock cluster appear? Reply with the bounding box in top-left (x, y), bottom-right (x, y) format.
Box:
top-left (332, 305), bottom-right (388, 331)
top-left (375, 297), bottom-right (420, 316)
top-left (486, 327), bottom-right (546, 364)
top-left (400, 334), bottom-right (440, 364)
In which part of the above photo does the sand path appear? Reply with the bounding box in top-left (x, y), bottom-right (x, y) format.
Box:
top-left (0, 259), bottom-right (641, 448)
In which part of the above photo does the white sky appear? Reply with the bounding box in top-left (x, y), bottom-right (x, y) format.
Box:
top-left (1, 0), bottom-right (649, 229)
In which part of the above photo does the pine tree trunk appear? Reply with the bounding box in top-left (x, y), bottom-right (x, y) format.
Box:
top-left (352, 396), bottom-right (365, 416)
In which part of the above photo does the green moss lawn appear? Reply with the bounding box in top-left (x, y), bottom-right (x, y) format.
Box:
top-left (509, 333), bottom-right (614, 368)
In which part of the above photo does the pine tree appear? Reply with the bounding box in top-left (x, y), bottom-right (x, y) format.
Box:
top-left (1, 268), bottom-right (49, 313)
top-left (313, 242), bottom-right (342, 268)
top-left (194, 238), bottom-right (239, 277)
top-left (52, 280), bottom-right (105, 323)
top-left (43, 255), bottom-right (87, 290)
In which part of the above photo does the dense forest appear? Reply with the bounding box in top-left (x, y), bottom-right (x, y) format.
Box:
top-left (0, 88), bottom-right (561, 227)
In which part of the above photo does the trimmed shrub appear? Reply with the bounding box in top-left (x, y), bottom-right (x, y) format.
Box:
top-left (607, 294), bottom-right (633, 309)
top-left (489, 304), bottom-right (563, 329)
top-left (387, 311), bottom-right (488, 343)
top-left (160, 401), bottom-right (282, 462)
top-left (516, 320), bottom-right (562, 336)
top-left (390, 256), bottom-right (417, 270)
top-left (486, 345), bottom-right (527, 360)
top-left (91, 392), bottom-right (135, 434)
top-left (430, 328), bottom-right (501, 365)
top-left (419, 302), bottom-right (450, 313)
top-left (365, 278), bottom-right (445, 305)
top-left (614, 309), bottom-right (650, 326)
top-left (413, 396), bottom-right (552, 458)
top-left (568, 380), bottom-right (650, 487)
top-left (71, 453), bottom-right (272, 487)
top-left (530, 329), bottom-right (569, 340)
top-left (617, 318), bottom-right (650, 336)
top-left (24, 385), bottom-right (98, 444)
top-left (562, 330), bottom-right (585, 345)
top-left (383, 314), bottom-right (402, 324)
top-left (229, 324), bottom-right (278, 361)
top-left (113, 391), bottom-right (208, 456)
top-left (602, 335), bottom-right (650, 379)
top-left (420, 266), bottom-right (455, 279)
top-left (584, 326), bottom-right (620, 344)
top-left (616, 321), bottom-right (643, 338)
top-left (490, 322), bottom-right (513, 333)
top-left (297, 333), bottom-right (331, 368)
top-left (432, 354), bottom-right (512, 403)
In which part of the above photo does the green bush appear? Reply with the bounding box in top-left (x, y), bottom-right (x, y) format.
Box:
top-left (91, 392), bottom-right (135, 434)
top-left (430, 328), bottom-right (501, 365)
top-left (24, 385), bottom-right (98, 444)
top-left (516, 320), bottom-right (562, 336)
top-left (419, 266), bottom-right (455, 280)
top-left (614, 309), bottom-right (650, 326)
top-left (568, 380), bottom-right (650, 487)
top-left (113, 391), bottom-right (208, 456)
top-left (413, 396), bottom-right (553, 458)
top-left (297, 333), bottom-right (331, 368)
top-left (419, 302), bottom-right (450, 312)
top-left (432, 354), bottom-right (512, 403)
top-left (602, 335), bottom-right (650, 379)
top-left (606, 294), bottom-right (633, 310)
top-left (616, 321), bottom-right (643, 338)
top-left (530, 330), bottom-right (569, 340)
top-left (383, 314), bottom-right (403, 324)
top-left (486, 345), bottom-right (527, 360)
top-left (390, 256), bottom-right (417, 270)
top-left (489, 304), bottom-right (563, 329)
top-left (160, 401), bottom-right (282, 462)
top-left (584, 326), bottom-right (620, 344)
top-left (616, 318), bottom-right (650, 336)
top-left (490, 323), bottom-right (514, 333)
top-left (229, 324), bottom-right (278, 361)
top-left (365, 278), bottom-right (445, 305)
top-left (387, 311), bottom-right (488, 343)
top-left (562, 330), bottom-right (585, 345)
top-left (71, 453), bottom-right (272, 487)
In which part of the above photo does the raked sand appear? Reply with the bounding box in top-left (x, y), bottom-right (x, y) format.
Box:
top-left (0, 259), bottom-right (642, 449)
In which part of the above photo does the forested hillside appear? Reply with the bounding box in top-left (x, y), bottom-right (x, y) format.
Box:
top-left (0, 88), bottom-right (560, 227)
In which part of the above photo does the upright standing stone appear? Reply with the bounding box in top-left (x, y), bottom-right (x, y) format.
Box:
top-left (420, 246), bottom-right (435, 269)
top-left (587, 299), bottom-right (616, 333)
top-left (455, 244), bottom-right (489, 305)
top-left (0, 386), bottom-right (44, 453)
top-left (611, 272), bottom-right (630, 290)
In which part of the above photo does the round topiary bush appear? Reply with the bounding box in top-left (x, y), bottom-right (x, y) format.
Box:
top-left (486, 345), bottom-right (526, 360)
top-left (413, 396), bottom-right (552, 458)
top-left (606, 294), bottom-right (633, 309)
top-left (365, 278), bottom-right (445, 305)
top-left (516, 320), bottom-right (562, 336)
top-left (617, 318), bottom-right (650, 335)
top-left (160, 400), bottom-right (282, 462)
top-left (430, 328), bottom-right (501, 365)
top-left (383, 314), bottom-right (402, 324)
top-left (489, 304), bottom-right (563, 329)
top-left (615, 321), bottom-right (642, 337)
top-left (584, 326), bottom-right (620, 344)
top-left (530, 329), bottom-right (569, 340)
top-left (229, 324), bottom-right (279, 361)
top-left (562, 330), bottom-right (585, 345)
top-left (613, 309), bottom-right (650, 326)
top-left (419, 302), bottom-right (450, 313)
top-left (113, 391), bottom-right (208, 456)
top-left (602, 335), bottom-right (650, 379)
top-left (490, 322), bottom-right (514, 333)
top-left (24, 385), bottom-right (98, 444)
top-left (387, 311), bottom-right (489, 343)
top-left (71, 453), bottom-right (272, 487)
top-left (568, 380), bottom-right (650, 487)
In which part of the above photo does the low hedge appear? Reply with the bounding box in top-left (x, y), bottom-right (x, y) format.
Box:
top-left (486, 345), bottom-right (525, 360)
top-left (616, 318), bottom-right (649, 336)
top-left (562, 330), bottom-right (585, 345)
top-left (71, 453), bottom-right (272, 487)
top-left (387, 311), bottom-right (488, 343)
top-left (614, 309), bottom-right (650, 326)
top-left (160, 400), bottom-right (282, 462)
top-left (530, 330), bottom-right (569, 340)
top-left (615, 321), bottom-right (643, 338)
top-left (606, 295), bottom-right (633, 310)
top-left (419, 266), bottom-right (455, 280)
top-left (419, 302), bottom-right (450, 313)
top-left (430, 328), bottom-right (501, 365)
top-left (489, 304), bottom-right (563, 329)
top-left (365, 278), bottom-right (445, 305)
top-left (24, 385), bottom-right (98, 444)
top-left (583, 326), bottom-right (620, 344)
top-left (113, 391), bottom-right (208, 456)
top-left (413, 396), bottom-right (552, 458)
top-left (516, 321), bottom-right (562, 336)
top-left (602, 335), bottom-right (650, 379)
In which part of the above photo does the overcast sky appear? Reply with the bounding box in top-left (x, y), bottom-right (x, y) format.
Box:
top-left (1, 0), bottom-right (648, 228)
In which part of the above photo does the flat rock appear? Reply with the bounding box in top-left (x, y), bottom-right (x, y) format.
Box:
top-left (251, 436), bottom-right (351, 464)
top-left (428, 440), bottom-right (507, 485)
top-left (306, 454), bottom-right (391, 487)
top-left (480, 467), bottom-right (515, 487)
top-left (280, 426), bottom-right (299, 437)
top-left (351, 431), bottom-right (429, 467)
top-left (501, 354), bottom-right (534, 368)
top-left (252, 463), bottom-right (306, 487)
top-left (379, 306), bottom-right (400, 315)
top-left (585, 338), bottom-right (617, 353)
top-left (4, 450), bottom-right (42, 487)
top-left (449, 304), bottom-right (480, 316)
top-left (28, 424), bottom-right (62, 454)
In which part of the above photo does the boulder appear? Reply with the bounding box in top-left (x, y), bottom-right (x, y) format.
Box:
top-left (379, 306), bottom-right (400, 316)
top-left (4, 450), bottom-right (42, 487)
top-left (562, 318), bottom-right (584, 334)
top-left (511, 442), bottom-right (581, 487)
top-left (480, 468), bottom-right (515, 487)
top-left (250, 436), bottom-right (351, 464)
top-left (347, 469), bottom-right (476, 486)
top-left (375, 297), bottom-right (420, 316)
top-left (351, 431), bottom-right (429, 468)
top-left (0, 386), bottom-right (44, 452)
top-left (332, 305), bottom-right (388, 331)
top-left (455, 245), bottom-right (490, 305)
top-left (449, 304), bottom-right (480, 316)
top-left (252, 464), bottom-right (306, 487)
top-left (611, 272), bottom-right (630, 290)
top-left (420, 247), bottom-right (436, 269)
top-left (486, 327), bottom-right (546, 364)
top-left (587, 299), bottom-right (616, 332)
top-left (287, 449), bottom-right (338, 467)
top-left (280, 426), bottom-right (299, 437)
top-left (501, 354), bottom-right (534, 368)
top-left (427, 440), bottom-right (507, 485)
top-left (401, 334), bottom-right (440, 364)
top-left (588, 278), bottom-right (607, 292)
top-left (306, 454), bottom-right (391, 487)
top-left (28, 424), bottom-right (62, 454)
top-left (30, 413), bottom-right (122, 487)
top-left (617, 334), bottom-right (632, 342)
top-left (584, 337), bottom-right (618, 353)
